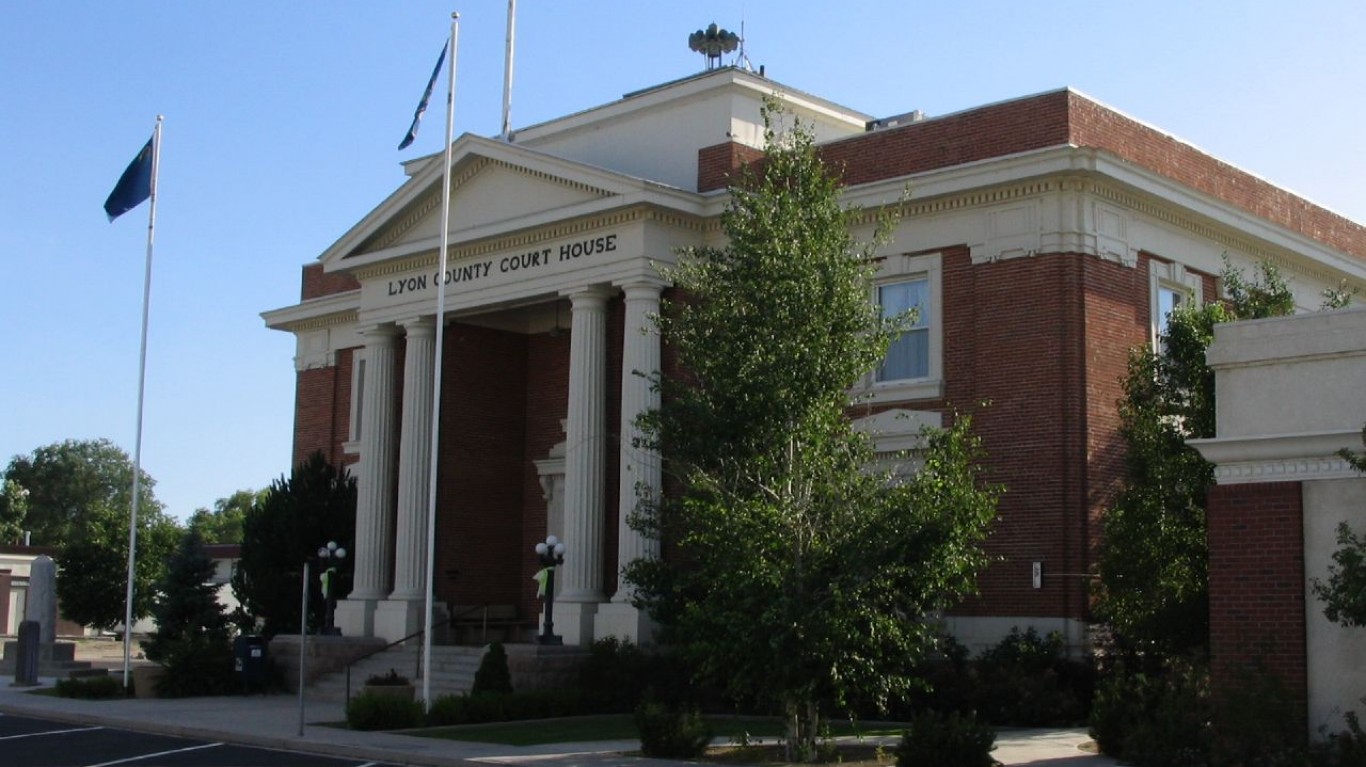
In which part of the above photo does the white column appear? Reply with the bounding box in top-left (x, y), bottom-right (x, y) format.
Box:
top-left (374, 317), bottom-right (438, 640)
top-left (557, 286), bottom-right (612, 644)
top-left (596, 280), bottom-right (664, 644)
top-left (615, 282), bottom-right (663, 594)
top-left (336, 324), bottom-right (399, 637)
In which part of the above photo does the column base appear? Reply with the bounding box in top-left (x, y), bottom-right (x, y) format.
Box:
top-left (335, 598), bottom-right (379, 638)
top-left (593, 602), bottom-right (656, 646)
top-left (550, 601), bottom-right (600, 646)
top-left (373, 599), bottom-right (446, 644)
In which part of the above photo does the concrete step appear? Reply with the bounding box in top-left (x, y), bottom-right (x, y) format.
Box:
top-left (308, 644), bottom-right (485, 703)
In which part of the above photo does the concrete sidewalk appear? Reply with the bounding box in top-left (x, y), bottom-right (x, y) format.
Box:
top-left (0, 674), bottom-right (1116, 767)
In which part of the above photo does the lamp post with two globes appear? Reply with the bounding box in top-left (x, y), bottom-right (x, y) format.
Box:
top-left (534, 535), bottom-right (565, 645)
top-left (316, 541), bottom-right (347, 636)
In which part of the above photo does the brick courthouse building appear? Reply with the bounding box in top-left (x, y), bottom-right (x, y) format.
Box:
top-left (264, 67), bottom-right (1366, 653)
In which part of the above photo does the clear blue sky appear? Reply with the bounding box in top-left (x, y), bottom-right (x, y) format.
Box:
top-left (3, 1), bottom-right (1364, 524)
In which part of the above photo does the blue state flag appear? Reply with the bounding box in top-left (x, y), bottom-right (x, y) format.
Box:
top-left (398, 40), bottom-right (449, 150)
top-left (103, 135), bottom-right (154, 222)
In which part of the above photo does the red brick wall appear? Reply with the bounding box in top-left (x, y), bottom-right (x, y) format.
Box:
top-left (821, 92), bottom-right (1073, 187)
top-left (517, 326), bottom-right (571, 624)
top-left (1207, 481), bottom-right (1307, 710)
top-left (1066, 94), bottom-right (1366, 260)
top-left (436, 323), bottom-right (530, 611)
top-left (301, 263), bottom-right (361, 301)
top-left (849, 247), bottom-right (1158, 623)
top-left (292, 349), bottom-right (355, 471)
top-left (698, 89), bottom-right (1366, 260)
top-left (697, 142), bottom-right (765, 192)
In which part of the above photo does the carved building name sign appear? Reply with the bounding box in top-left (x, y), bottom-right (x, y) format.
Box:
top-left (385, 233), bottom-right (619, 298)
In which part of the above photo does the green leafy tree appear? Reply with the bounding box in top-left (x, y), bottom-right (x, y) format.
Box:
top-left (0, 479), bottom-right (27, 545)
top-left (142, 529), bottom-right (235, 696)
top-left (1096, 259), bottom-right (1293, 654)
top-left (0, 438), bottom-right (162, 547)
top-left (231, 452), bottom-right (356, 636)
top-left (0, 439), bottom-right (180, 630)
top-left (625, 105), bottom-right (998, 761)
top-left (186, 489), bottom-right (262, 544)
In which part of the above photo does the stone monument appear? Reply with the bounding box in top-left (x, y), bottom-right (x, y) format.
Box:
top-left (1, 554), bottom-right (98, 679)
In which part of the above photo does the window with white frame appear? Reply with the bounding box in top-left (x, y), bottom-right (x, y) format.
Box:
top-left (1149, 260), bottom-right (1201, 353)
top-left (865, 252), bottom-right (943, 402)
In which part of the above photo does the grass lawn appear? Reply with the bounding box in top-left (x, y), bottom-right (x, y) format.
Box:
top-left (413, 714), bottom-right (908, 746)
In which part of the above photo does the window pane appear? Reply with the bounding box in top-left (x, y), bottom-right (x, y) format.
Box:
top-left (880, 328), bottom-right (929, 380)
top-left (877, 279), bottom-right (929, 381)
top-left (1158, 286), bottom-right (1182, 336)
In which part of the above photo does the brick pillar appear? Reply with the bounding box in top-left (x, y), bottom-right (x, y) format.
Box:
top-left (1207, 481), bottom-right (1307, 714)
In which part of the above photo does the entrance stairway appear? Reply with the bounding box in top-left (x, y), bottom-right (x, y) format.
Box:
top-left (307, 642), bottom-right (487, 703)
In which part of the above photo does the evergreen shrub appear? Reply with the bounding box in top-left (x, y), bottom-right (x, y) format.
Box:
top-left (472, 641), bottom-right (513, 696)
top-left (346, 691), bottom-right (423, 730)
top-left (54, 675), bottom-right (125, 699)
top-left (634, 699), bottom-right (711, 759)
top-left (894, 709), bottom-right (995, 767)
top-left (425, 688), bottom-right (595, 726)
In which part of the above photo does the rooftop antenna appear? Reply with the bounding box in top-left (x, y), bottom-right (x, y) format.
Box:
top-left (688, 22), bottom-right (739, 70)
top-left (737, 17), bottom-right (753, 72)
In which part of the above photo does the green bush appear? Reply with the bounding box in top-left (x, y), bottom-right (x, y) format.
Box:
top-left (155, 637), bottom-right (238, 698)
top-left (425, 688), bottom-right (596, 726)
top-left (973, 627), bottom-right (1091, 726)
top-left (635, 699), bottom-right (711, 759)
top-left (894, 709), bottom-right (995, 767)
top-left (1090, 659), bottom-right (1210, 767)
top-left (346, 691), bottom-right (423, 731)
top-left (890, 630), bottom-right (1091, 727)
top-left (579, 637), bottom-right (703, 711)
top-left (54, 675), bottom-right (125, 699)
top-left (1211, 662), bottom-right (1307, 767)
top-left (472, 642), bottom-right (513, 696)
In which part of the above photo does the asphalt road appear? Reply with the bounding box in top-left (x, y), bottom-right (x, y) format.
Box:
top-left (0, 712), bottom-right (397, 767)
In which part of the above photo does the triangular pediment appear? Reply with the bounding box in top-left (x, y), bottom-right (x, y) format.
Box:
top-left (359, 157), bottom-right (614, 254)
top-left (316, 134), bottom-right (701, 272)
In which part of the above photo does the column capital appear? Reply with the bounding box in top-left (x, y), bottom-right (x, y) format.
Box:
top-left (397, 315), bottom-right (437, 338)
top-left (358, 323), bottom-right (400, 341)
top-left (561, 284), bottom-right (616, 308)
top-left (614, 277), bottom-right (669, 296)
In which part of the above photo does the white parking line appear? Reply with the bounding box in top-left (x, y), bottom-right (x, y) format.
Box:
top-left (85, 741), bottom-right (223, 767)
top-left (0, 726), bottom-right (104, 740)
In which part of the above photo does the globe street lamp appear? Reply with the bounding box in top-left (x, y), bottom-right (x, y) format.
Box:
top-left (317, 541), bottom-right (347, 635)
top-left (534, 535), bottom-right (566, 645)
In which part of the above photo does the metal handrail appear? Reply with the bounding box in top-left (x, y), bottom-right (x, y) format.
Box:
top-left (343, 603), bottom-right (491, 702)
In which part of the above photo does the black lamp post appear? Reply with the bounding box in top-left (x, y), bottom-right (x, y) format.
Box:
top-left (534, 535), bottom-right (565, 645)
top-left (317, 541), bottom-right (347, 635)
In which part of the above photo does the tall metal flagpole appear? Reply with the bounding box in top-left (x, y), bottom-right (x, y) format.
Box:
top-left (500, 0), bottom-right (516, 141)
top-left (123, 115), bottom-right (163, 689)
top-left (422, 12), bottom-right (459, 711)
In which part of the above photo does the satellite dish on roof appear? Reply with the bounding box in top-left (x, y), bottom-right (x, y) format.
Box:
top-left (689, 23), bottom-right (740, 70)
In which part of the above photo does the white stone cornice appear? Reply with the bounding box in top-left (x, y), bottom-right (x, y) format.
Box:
top-left (1191, 430), bottom-right (1364, 485)
top-left (841, 145), bottom-right (1366, 285)
top-left (261, 290), bottom-right (360, 332)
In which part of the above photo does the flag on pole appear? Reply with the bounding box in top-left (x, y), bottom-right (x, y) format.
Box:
top-left (398, 40), bottom-right (449, 150)
top-left (103, 135), bottom-right (155, 221)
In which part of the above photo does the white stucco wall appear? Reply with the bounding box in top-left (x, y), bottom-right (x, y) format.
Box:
top-left (1303, 479), bottom-right (1366, 732)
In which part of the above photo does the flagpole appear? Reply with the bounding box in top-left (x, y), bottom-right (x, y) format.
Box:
top-left (422, 12), bottom-right (458, 712)
top-left (500, 0), bottom-right (516, 141)
top-left (123, 115), bottom-right (162, 689)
